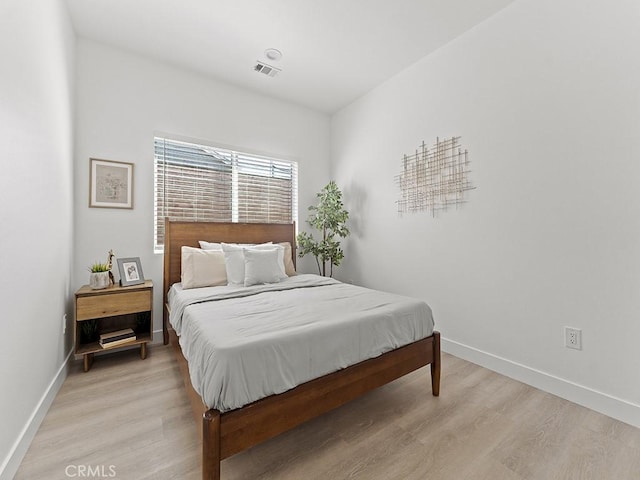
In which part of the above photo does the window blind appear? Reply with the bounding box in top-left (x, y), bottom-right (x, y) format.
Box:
top-left (154, 137), bottom-right (297, 252)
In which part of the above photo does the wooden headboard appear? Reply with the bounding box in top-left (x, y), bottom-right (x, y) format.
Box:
top-left (162, 218), bottom-right (296, 344)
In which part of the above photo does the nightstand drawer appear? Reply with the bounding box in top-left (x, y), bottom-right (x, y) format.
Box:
top-left (76, 290), bottom-right (151, 320)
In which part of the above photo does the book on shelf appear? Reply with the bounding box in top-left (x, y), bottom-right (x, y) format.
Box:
top-left (99, 328), bottom-right (135, 343)
top-left (100, 336), bottom-right (137, 349)
top-left (99, 328), bottom-right (136, 348)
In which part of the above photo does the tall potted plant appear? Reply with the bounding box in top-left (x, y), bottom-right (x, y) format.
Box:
top-left (297, 181), bottom-right (349, 277)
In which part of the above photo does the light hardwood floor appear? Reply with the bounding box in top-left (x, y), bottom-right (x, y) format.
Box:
top-left (14, 346), bottom-right (640, 480)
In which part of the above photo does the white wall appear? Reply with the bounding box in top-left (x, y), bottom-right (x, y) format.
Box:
top-left (74, 40), bottom-right (331, 333)
top-left (331, 0), bottom-right (640, 426)
top-left (0, 0), bottom-right (75, 477)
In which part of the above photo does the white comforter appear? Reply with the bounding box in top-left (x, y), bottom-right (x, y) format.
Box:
top-left (168, 274), bottom-right (434, 412)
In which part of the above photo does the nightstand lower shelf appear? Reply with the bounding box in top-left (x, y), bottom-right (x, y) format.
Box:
top-left (77, 335), bottom-right (152, 371)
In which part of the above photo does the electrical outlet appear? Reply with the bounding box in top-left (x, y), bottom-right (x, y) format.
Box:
top-left (564, 327), bottom-right (582, 350)
top-left (62, 313), bottom-right (67, 334)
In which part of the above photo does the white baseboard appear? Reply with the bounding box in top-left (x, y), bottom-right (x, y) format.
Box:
top-left (441, 337), bottom-right (640, 428)
top-left (0, 349), bottom-right (73, 480)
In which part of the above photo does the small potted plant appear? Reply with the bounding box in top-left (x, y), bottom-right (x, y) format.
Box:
top-left (88, 262), bottom-right (111, 290)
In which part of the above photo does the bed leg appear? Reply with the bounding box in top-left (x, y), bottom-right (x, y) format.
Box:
top-left (202, 410), bottom-right (221, 480)
top-left (163, 313), bottom-right (170, 345)
top-left (431, 331), bottom-right (441, 396)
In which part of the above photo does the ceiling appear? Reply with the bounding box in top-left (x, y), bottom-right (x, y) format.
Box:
top-left (65, 0), bottom-right (516, 114)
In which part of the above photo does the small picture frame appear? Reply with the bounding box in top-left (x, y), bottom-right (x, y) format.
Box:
top-left (117, 257), bottom-right (144, 286)
top-left (89, 158), bottom-right (133, 209)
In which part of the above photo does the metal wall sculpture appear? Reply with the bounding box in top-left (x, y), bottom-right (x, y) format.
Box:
top-left (395, 136), bottom-right (474, 217)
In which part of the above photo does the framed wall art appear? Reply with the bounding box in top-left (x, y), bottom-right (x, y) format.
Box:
top-left (89, 158), bottom-right (133, 209)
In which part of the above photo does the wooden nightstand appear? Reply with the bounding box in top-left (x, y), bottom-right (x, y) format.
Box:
top-left (75, 280), bottom-right (153, 372)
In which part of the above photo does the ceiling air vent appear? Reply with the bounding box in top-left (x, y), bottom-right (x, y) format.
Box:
top-left (253, 61), bottom-right (281, 77)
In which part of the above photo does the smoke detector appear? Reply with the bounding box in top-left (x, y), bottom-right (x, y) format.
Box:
top-left (264, 48), bottom-right (282, 61)
top-left (253, 61), bottom-right (281, 77)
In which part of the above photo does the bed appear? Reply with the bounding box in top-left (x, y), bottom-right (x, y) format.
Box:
top-left (162, 219), bottom-right (441, 480)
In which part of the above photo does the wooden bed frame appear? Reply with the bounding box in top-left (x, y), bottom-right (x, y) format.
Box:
top-left (162, 219), bottom-right (441, 480)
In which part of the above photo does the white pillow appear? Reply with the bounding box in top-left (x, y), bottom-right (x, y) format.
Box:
top-left (221, 243), bottom-right (285, 285)
top-left (252, 243), bottom-right (287, 279)
top-left (181, 246), bottom-right (227, 289)
top-left (198, 240), bottom-right (223, 250)
top-left (221, 243), bottom-right (246, 285)
top-left (200, 240), bottom-right (272, 250)
top-left (243, 248), bottom-right (285, 287)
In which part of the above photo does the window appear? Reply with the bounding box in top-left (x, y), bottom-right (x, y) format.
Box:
top-left (154, 136), bottom-right (298, 252)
